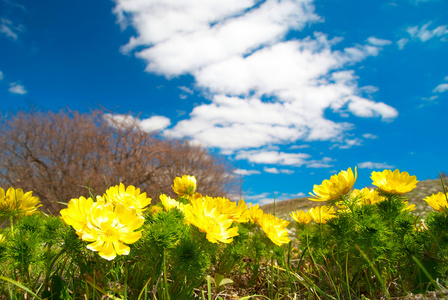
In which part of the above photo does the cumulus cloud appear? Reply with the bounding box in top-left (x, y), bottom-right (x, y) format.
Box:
top-left (114, 0), bottom-right (398, 164)
top-left (140, 116), bottom-right (171, 131)
top-left (347, 96), bottom-right (398, 120)
top-left (104, 113), bottom-right (171, 132)
top-left (118, 0), bottom-right (321, 76)
top-left (8, 82), bottom-right (27, 94)
top-left (357, 162), bottom-right (394, 169)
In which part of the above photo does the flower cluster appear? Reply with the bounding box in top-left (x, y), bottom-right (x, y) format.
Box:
top-left (290, 205), bottom-right (336, 225)
top-left (183, 196), bottom-right (241, 244)
top-left (156, 176), bottom-right (291, 246)
top-left (350, 188), bottom-right (385, 205)
top-left (293, 168), bottom-right (419, 227)
top-left (60, 184), bottom-right (150, 260)
top-left (0, 187), bottom-right (41, 220)
top-left (248, 204), bottom-right (290, 246)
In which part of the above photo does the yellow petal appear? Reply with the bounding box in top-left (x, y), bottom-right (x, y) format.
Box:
top-left (98, 242), bottom-right (116, 261)
top-left (121, 230), bottom-right (142, 244)
top-left (113, 241), bottom-right (130, 256)
top-left (87, 240), bottom-right (104, 252)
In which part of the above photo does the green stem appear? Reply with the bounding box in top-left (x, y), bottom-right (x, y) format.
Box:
top-left (163, 249), bottom-right (170, 300)
top-left (319, 222), bottom-right (323, 250)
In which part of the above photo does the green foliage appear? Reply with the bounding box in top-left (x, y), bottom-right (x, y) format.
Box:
top-left (1, 176), bottom-right (448, 299)
top-left (291, 190), bottom-right (448, 299)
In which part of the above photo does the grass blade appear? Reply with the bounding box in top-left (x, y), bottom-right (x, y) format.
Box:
top-left (0, 276), bottom-right (43, 300)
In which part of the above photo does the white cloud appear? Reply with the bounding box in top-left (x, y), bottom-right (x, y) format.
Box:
top-left (347, 96), bottom-right (398, 120)
top-left (8, 82), bottom-right (27, 94)
top-left (306, 157), bottom-right (334, 168)
top-left (264, 167), bottom-right (280, 174)
top-left (433, 83), bottom-right (448, 93)
top-left (290, 144), bottom-right (310, 149)
top-left (0, 18), bottom-right (22, 40)
top-left (140, 116), bottom-right (171, 131)
top-left (233, 169), bottom-right (260, 176)
top-left (104, 114), bottom-right (138, 128)
top-left (236, 150), bottom-right (310, 166)
top-left (407, 22), bottom-right (448, 42)
top-left (357, 162), bottom-right (394, 169)
top-left (422, 95), bottom-right (439, 102)
top-left (244, 191), bottom-right (306, 205)
top-left (281, 169), bottom-right (295, 175)
top-left (337, 138), bottom-right (363, 149)
top-left (179, 86), bottom-right (193, 94)
top-left (397, 38), bottom-right (409, 50)
top-left (359, 85), bottom-right (379, 94)
top-left (0, 70), bottom-right (3, 80)
top-left (104, 113), bottom-right (171, 132)
top-left (362, 133), bottom-right (378, 139)
top-left (114, 0), bottom-right (398, 165)
top-left (367, 37), bottom-right (392, 46)
top-left (119, 0), bottom-right (320, 76)
top-left (263, 167), bottom-right (294, 174)
top-left (409, 0), bottom-right (430, 4)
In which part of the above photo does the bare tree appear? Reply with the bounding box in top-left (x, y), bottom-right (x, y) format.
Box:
top-left (0, 109), bottom-right (239, 214)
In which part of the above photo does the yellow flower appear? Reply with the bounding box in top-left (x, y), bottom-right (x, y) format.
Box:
top-left (247, 203), bottom-right (290, 246)
top-left (148, 205), bottom-right (163, 215)
top-left (0, 233), bottom-right (4, 243)
top-left (172, 175), bottom-right (197, 197)
top-left (309, 167), bottom-right (357, 201)
top-left (290, 210), bottom-right (312, 225)
top-left (83, 202), bottom-right (144, 261)
top-left (159, 194), bottom-right (183, 211)
top-left (257, 213), bottom-right (290, 246)
top-left (183, 197), bottom-right (239, 244)
top-left (103, 183), bottom-right (151, 214)
top-left (371, 169), bottom-right (418, 194)
top-left (60, 196), bottom-right (95, 239)
top-left (0, 187), bottom-right (41, 218)
top-left (424, 192), bottom-right (448, 211)
top-left (351, 188), bottom-right (385, 205)
top-left (210, 197), bottom-right (250, 223)
top-left (309, 205), bottom-right (336, 224)
top-left (402, 201), bottom-right (416, 212)
top-left (248, 203), bottom-right (264, 224)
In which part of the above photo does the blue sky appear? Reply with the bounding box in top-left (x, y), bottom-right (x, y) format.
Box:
top-left (1, 0), bottom-right (447, 205)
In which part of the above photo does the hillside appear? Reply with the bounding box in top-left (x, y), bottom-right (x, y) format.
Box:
top-left (260, 176), bottom-right (448, 220)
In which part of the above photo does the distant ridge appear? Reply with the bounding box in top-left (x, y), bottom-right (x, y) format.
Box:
top-left (260, 177), bottom-right (447, 220)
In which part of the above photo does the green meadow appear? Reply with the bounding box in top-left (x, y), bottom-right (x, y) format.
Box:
top-left (1, 171), bottom-right (448, 300)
